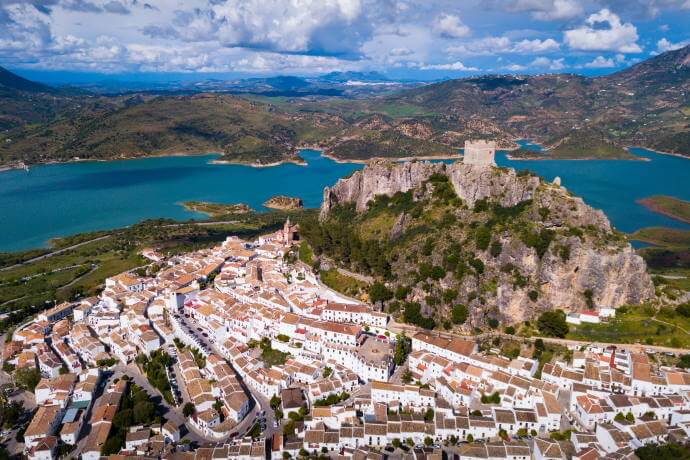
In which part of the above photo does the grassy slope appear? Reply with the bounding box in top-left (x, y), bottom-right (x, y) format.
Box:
top-left (637, 195), bottom-right (690, 224)
top-left (1, 94), bottom-right (312, 166)
top-left (567, 305), bottom-right (690, 348)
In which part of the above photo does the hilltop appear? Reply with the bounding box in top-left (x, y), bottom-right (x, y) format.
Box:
top-left (1, 46), bottom-right (689, 167)
top-left (368, 45), bottom-right (690, 157)
top-left (302, 158), bottom-right (654, 330)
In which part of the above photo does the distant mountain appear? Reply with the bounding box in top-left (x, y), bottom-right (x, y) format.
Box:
top-left (1, 47), bottom-right (688, 167)
top-left (0, 66), bottom-right (56, 93)
top-left (319, 71), bottom-right (390, 82)
top-left (0, 67), bottom-right (88, 132)
top-left (373, 45), bottom-right (690, 156)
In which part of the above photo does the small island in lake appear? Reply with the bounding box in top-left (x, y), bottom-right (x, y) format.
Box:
top-left (181, 201), bottom-right (252, 217)
top-left (263, 195), bottom-right (303, 210)
top-left (637, 195), bottom-right (690, 224)
top-left (629, 227), bottom-right (690, 247)
top-left (508, 130), bottom-right (637, 160)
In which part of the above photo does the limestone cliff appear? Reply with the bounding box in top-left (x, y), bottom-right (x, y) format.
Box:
top-left (315, 159), bottom-right (654, 326)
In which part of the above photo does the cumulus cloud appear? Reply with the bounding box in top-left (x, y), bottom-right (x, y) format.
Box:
top-left (564, 9), bottom-right (642, 53)
top-left (447, 36), bottom-right (558, 56)
top-left (583, 55), bottom-right (615, 68)
top-left (145, 0), bottom-right (367, 56)
top-left (503, 63), bottom-right (527, 71)
top-left (419, 61), bottom-right (478, 71)
top-left (530, 56), bottom-right (565, 70)
top-left (656, 37), bottom-right (690, 52)
top-left (500, 0), bottom-right (582, 20)
top-left (433, 13), bottom-right (470, 38)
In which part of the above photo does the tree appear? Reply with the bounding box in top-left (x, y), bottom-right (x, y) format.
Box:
top-left (488, 318), bottom-right (499, 329)
top-left (394, 334), bottom-right (412, 365)
top-left (537, 310), bottom-right (569, 338)
top-left (101, 434), bottom-right (124, 456)
top-left (636, 443), bottom-right (690, 460)
top-left (401, 369), bottom-right (413, 384)
top-left (678, 354), bottom-right (690, 369)
top-left (15, 367), bottom-right (41, 393)
top-left (0, 400), bottom-right (24, 429)
top-left (517, 428), bottom-right (528, 438)
top-left (133, 401), bottom-right (155, 424)
top-left (466, 434), bottom-right (474, 442)
top-left (322, 367), bottom-right (332, 378)
top-left (283, 420), bottom-right (296, 436)
top-left (424, 436), bottom-right (433, 446)
top-left (676, 303), bottom-right (690, 318)
top-left (392, 438), bottom-right (401, 448)
top-left (183, 402), bottom-right (196, 417)
top-left (614, 412), bottom-right (626, 423)
top-left (270, 395), bottom-right (281, 409)
top-left (504, 326), bottom-right (515, 335)
top-left (369, 282), bottom-right (393, 304)
top-left (424, 408), bottom-right (434, 422)
top-left (451, 304), bottom-right (468, 324)
top-left (113, 409), bottom-right (134, 429)
top-left (626, 412), bottom-right (635, 423)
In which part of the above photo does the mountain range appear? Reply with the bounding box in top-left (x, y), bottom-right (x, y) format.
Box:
top-left (0, 45), bottom-right (688, 168)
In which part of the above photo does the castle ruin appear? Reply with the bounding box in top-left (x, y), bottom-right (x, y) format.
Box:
top-left (463, 140), bottom-right (496, 167)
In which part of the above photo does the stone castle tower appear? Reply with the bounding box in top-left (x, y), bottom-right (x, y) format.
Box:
top-left (463, 140), bottom-right (496, 167)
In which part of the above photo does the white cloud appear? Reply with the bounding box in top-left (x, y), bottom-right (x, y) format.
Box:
top-left (512, 38), bottom-right (560, 53)
top-left (433, 13), bottom-right (470, 38)
top-left (419, 61), bottom-right (478, 71)
top-left (503, 0), bottom-right (582, 21)
top-left (447, 36), bottom-right (558, 56)
top-left (530, 56), bottom-right (565, 70)
top-left (503, 63), bottom-right (527, 71)
top-left (656, 37), bottom-right (690, 53)
top-left (146, 0), bottom-right (365, 54)
top-left (564, 9), bottom-right (642, 53)
top-left (583, 55), bottom-right (615, 68)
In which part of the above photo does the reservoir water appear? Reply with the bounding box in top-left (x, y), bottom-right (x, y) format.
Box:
top-left (0, 147), bottom-right (688, 252)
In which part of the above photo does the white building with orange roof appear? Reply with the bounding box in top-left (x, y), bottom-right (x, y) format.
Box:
top-left (321, 303), bottom-right (388, 328)
top-left (370, 381), bottom-right (435, 409)
top-left (411, 332), bottom-right (477, 364)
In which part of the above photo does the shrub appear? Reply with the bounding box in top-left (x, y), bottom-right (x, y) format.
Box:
top-left (469, 257), bottom-right (484, 274)
top-left (537, 311), bottom-right (569, 338)
top-left (490, 241), bottom-right (502, 257)
top-left (369, 282), bottom-right (393, 304)
top-left (451, 304), bottom-right (468, 324)
top-left (475, 226), bottom-right (491, 251)
top-left (676, 303), bottom-right (690, 317)
top-left (183, 402), bottom-right (196, 417)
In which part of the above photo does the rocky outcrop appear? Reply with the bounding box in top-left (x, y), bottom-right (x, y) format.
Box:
top-left (263, 195), bottom-right (303, 210)
top-left (488, 235), bottom-right (653, 324)
top-left (320, 160), bottom-right (445, 218)
top-left (446, 163), bottom-right (540, 208)
top-left (319, 159), bottom-right (655, 319)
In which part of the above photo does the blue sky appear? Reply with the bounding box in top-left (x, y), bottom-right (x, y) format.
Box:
top-left (1, 0), bottom-right (689, 82)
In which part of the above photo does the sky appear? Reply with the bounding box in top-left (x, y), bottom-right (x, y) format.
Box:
top-left (1, 0), bottom-right (689, 83)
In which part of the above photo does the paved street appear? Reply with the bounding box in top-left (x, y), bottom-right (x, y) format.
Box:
top-left (174, 313), bottom-right (274, 440)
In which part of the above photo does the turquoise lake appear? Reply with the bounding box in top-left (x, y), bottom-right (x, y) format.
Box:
top-left (0, 147), bottom-right (688, 252)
